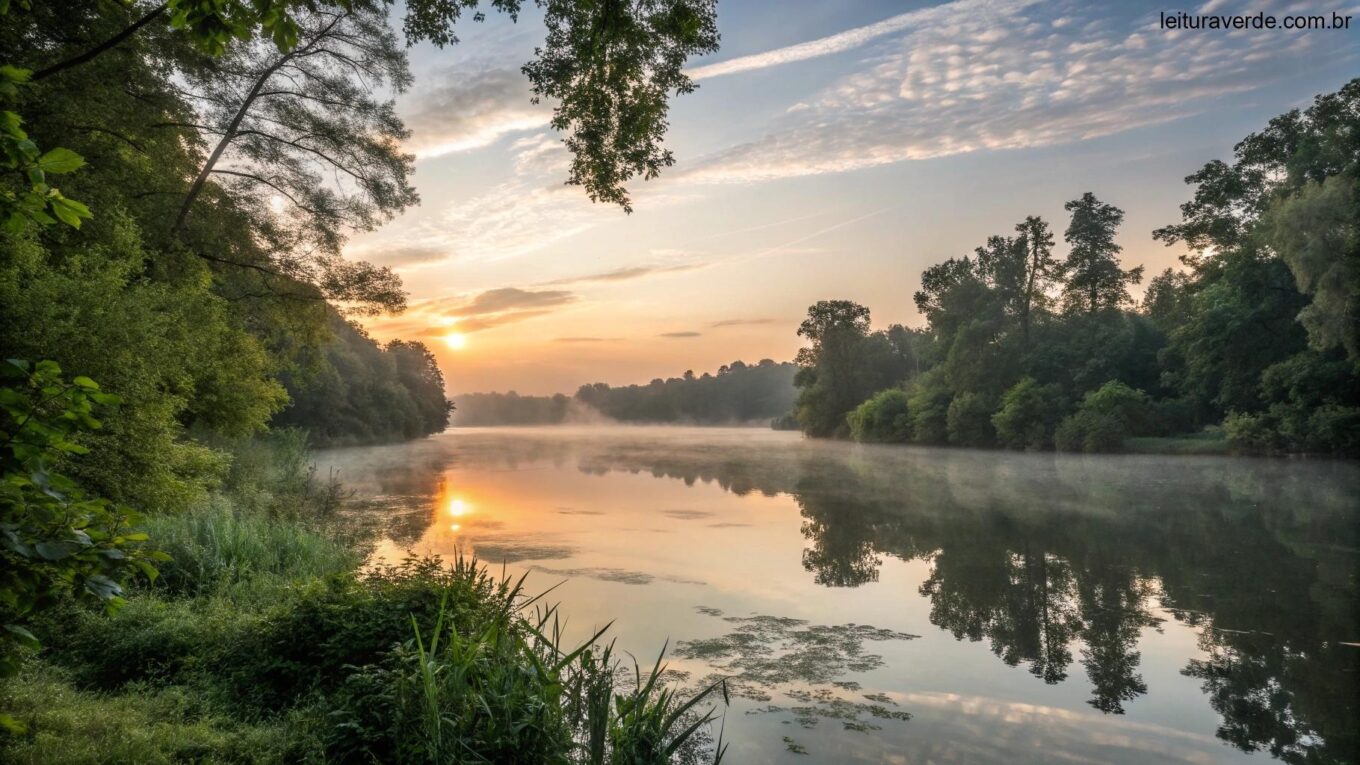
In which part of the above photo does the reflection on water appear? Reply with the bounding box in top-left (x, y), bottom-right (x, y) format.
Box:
top-left (315, 427), bottom-right (1360, 764)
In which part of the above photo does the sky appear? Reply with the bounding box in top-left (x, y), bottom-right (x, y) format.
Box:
top-left (347, 0), bottom-right (1360, 395)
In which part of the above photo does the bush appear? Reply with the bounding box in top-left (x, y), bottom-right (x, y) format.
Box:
top-left (946, 393), bottom-right (994, 447)
top-left (1054, 411), bottom-right (1126, 453)
top-left (1053, 381), bottom-right (1151, 453)
top-left (907, 372), bottom-right (952, 445)
top-left (991, 377), bottom-right (1064, 450)
top-left (847, 389), bottom-right (912, 443)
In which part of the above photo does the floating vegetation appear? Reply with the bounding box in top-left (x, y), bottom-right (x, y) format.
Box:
top-left (465, 538), bottom-right (578, 563)
top-left (662, 509), bottom-right (715, 520)
top-left (677, 607), bottom-right (918, 736)
top-left (528, 565), bottom-right (707, 587)
top-left (783, 736), bottom-right (809, 754)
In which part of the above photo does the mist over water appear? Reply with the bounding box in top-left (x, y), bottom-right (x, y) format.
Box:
top-left (315, 427), bottom-right (1359, 764)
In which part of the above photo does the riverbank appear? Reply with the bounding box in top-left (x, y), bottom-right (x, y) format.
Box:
top-left (0, 436), bottom-right (722, 764)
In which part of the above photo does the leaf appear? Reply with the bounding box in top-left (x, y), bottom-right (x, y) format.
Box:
top-left (49, 196), bottom-right (92, 228)
top-left (72, 376), bottom-right (99, 390)
top-left (84, 575), bottom-right (123, 600)
top-left (35, 147), bottom-right (85, 174)
top-left (34, 541), bottom-right (74, 560)
top-left (3, 624), bottom-right (39, 648)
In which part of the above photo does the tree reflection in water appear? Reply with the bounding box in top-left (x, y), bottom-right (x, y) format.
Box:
top-left (570, 439), bottom-right (1358, 764)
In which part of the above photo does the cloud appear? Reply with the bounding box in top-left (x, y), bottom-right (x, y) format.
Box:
top-left (686, 4), bottom-right (932, 80)
top-left (709, 318), bottom-right (778, 327)
top-left (449, 287), bottom-right (576, 316)
top-left (683, 0), bottom-right (1356, 184)
top-left (659, 331), bottom-right (702, 338)
top-left (359, 245), bottom-right (452, 267)
top-left (368, 287), bottom-right (579, 337)
top-left (543, 263), bottom-right (704, 286)
top-left (401, 65), bottom-right (549, 158)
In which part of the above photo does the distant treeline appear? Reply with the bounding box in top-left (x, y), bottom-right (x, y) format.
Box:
top-left (788, 79), bottom-right (1359, 456)
top-left (454, 359), bottom-right (797, 426)
top-left (274, 312), bottom-right (452, 446)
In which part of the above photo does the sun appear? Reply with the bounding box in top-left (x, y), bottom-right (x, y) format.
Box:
top-left (444, 332), bottom-right (467, 350)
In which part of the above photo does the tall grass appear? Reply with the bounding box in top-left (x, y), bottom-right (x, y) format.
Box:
top-left (401, 557), bottom-right (728, 765)
top-left (140, 495), bottom-right (359, 597)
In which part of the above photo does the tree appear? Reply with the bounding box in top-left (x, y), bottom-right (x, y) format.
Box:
top-left (793, 301), bottom-right (905, 437)
top-left (173, 4), bottom-right (415, 315)
top-left (992, 377), bottom-right (1063, 450)
top-left (1014, 215), bottom-right (1058, 346)
top-left (1061, 192), bottom-right (1142, 314)
top-left (1263, 176), bottom-right (1359, 365)
top-left (1141, 268), bottom-right (1195, 332)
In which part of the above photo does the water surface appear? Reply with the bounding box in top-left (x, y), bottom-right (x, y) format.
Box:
top-left (315, 427), bottom-right (1359, 764)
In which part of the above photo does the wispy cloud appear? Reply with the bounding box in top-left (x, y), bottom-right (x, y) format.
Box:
top-left (687, 3), bottom-right (948, 80)
top-left (709, 318), bottom-right (778, 328)
top-left (367, 287), bottom-right (579, 338)
top-left (449, 287), bottom-right (576, 316)
top-left (659, 331), bottom-right (703, 338)
top-left (542, 262), bottom-right (704, 286)
top-left (683, 0), bottom-right (1356, 183)
top-left (401, 64), bottom-right (548, 159)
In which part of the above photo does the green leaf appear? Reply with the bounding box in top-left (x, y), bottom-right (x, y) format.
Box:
top-left (3, 624), bottom-right (39, 648)
top-left (49, 196), bottom-right (91, 228)
top-left (35, 147), bottom-right (84, 174)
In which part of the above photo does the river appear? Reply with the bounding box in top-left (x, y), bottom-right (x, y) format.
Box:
top-left (314, 426), bottom-right (1359, 764)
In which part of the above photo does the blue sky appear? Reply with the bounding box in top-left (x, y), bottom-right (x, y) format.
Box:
top-left (352, 0), bottom-right (1359, 394)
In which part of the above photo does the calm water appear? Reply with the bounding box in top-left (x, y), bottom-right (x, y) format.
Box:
top-left (314, 427), bottom-right (1360, 764)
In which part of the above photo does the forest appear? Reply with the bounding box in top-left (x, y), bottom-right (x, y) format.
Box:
top-left (0, 0), bottom-right (728, 762)
top-left (454, 359), bottom-right (797, 425)
top-left (788, 78), bottom-right (1360, 456)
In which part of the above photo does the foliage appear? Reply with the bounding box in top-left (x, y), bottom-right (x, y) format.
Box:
top-left (991, 377), bottom-right (1063, 451)
top-left (793, 78), bottom-right (1360, 457)
top-left (847, 389), bottom-right (911, 443)
top-left (945, 392), bottom-right (994, 448)
top-left (525, 0), bottom-right (720, 212)
top-left (273, 312), bottom-right (452, 446)
top-left (1060, 192), bottom-right (1142, 314)
top-left (793, 301), bottom-right (915, 438)
top-left (0, 361), bottom-right (162, 681)
top-left (0, 66), bottom-right (90, 233)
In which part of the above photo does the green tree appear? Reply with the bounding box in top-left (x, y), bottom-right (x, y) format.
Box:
top-left (992, 377), bottom-right (1062, 450)
top-left (1060, 192), bottom-right (1142, 315)
top-left (1014, 215), bottom-right (1058, 346)
top-left (847, 389), bottom-right (911, 443)
top-left (1263, 176), bottom-right (1359, 365)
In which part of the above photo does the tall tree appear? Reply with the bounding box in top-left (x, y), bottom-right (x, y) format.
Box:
top-left (173, 5), bottom-right (414, 314)
top-left (1061, 192), bottom-right (1142, 314)
top-left (1014, 215), bottom-right (1058, 346)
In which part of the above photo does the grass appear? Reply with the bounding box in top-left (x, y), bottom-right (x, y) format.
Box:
top-left (1, 434), bottom-right (725, 764)
top-left (1125, 428), bottom-right (1231, 455)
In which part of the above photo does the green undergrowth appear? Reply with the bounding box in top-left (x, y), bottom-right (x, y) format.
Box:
top-left (0, 437), bottom-right (725, 764)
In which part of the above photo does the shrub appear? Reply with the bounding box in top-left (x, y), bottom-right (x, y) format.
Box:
top-left (0, 361), bottom-right (163, 682)
top-left (907, 372), bottom-right (952, 445)
top-left (1053, 381), bottom-right (1151, 453)
top-left (991, 377), bottom-right (1064, 450)
top-left (946, 393), bottom-right (994, 447)
top-left (847, 389), bottom-right (912, 443)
